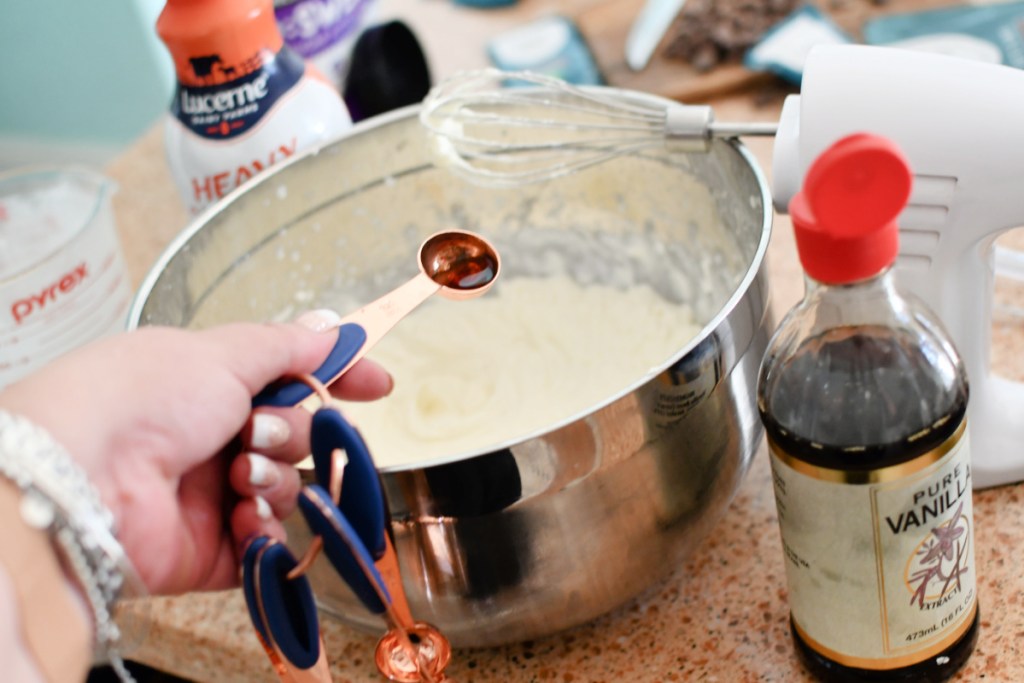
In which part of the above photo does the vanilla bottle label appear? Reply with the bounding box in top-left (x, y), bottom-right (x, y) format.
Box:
top-left (769, 422), bottom-right (977, 670)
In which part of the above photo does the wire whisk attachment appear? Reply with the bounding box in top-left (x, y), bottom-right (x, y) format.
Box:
top-left (419, 68), bottom-right (778, 188)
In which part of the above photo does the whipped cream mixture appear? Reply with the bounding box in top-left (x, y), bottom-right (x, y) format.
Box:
top-left (342, 275), bottom-right (701, 468)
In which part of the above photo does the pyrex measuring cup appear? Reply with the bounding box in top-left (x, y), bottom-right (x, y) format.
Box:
top-left (0, 167), bottom-right (133, 388)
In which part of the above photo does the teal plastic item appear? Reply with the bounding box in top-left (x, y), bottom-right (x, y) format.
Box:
top-left (864, 1), bottom-right (1024, 67)
top-left (487, 15), bottom-right (603, 86)
top-left (744, 5), bottom-right (852, 85)
top-left (0, 0), bottom-right (173, 167)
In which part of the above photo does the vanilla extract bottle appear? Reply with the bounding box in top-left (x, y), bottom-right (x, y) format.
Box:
top-left (758, 134), bottom-right (979, 682)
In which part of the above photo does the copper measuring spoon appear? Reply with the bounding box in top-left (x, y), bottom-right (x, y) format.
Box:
top-left (245, 375), bottom-right (453, 682)
top-left (288, 376), bottom-right (452, 681)
top-left (254, 228), bottom-right (501, 408)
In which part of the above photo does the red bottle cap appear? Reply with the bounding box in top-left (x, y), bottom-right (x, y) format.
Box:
top-left (788, 133), bottom-right (913, 284)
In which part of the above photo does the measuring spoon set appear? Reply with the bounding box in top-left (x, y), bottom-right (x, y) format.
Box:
top-left (241, 230), bottom-right (500, 682)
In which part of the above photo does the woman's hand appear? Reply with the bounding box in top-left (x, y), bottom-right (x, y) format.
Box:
top-left (0, 312), bottom-right (391, 596)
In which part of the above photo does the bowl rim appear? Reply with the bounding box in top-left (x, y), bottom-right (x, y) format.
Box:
top-left (128, 94), bottom-right (773, 473)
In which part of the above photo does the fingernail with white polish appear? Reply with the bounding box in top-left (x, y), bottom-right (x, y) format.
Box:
top-left (247, 453), bottom-right (279, 488)
top-left (295, 308), bottom-right (342, 332)
top-left (250, 413), bottom-right (290, 450)
top-left (255, 496), bottom-right (273, 520)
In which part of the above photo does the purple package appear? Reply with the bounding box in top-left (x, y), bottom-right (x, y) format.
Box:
top-left (274, 0), bottom-right (377, 88)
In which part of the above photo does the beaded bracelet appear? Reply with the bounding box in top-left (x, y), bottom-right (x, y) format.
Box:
top-left (0, 409), bottom-right (144, 683)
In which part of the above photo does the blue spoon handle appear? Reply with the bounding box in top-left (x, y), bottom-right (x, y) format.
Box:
top-left (242, 537), bottom-right (273, 643)
top-left (298, 485), bottom-right (391, 615)
top-left (310, 408), bottom-right (387, 558)
top-left (253, 323), bottom-right (368, 408)
top-left (242, 537), bottom-right (323, 672)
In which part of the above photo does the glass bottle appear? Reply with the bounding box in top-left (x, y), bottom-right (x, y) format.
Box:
top-left (156, 0), bottom-right (352, 215)
top-left (758, 134), bottom-right (979, 681)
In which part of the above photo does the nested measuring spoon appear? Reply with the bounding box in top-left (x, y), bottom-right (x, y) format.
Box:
top-left (249, 374), bottom-right (452, 681)
top-left (299, 484), bottom-right (452, 682)
top-left (241, 536), bottom-right (332, 683)
top-left (245, 230), bottom-right (496, 678)
top-left (240, 380), bottom-right (379, 682)
top-left (301, 377), bottom-right (450, 681)
top-left (291, 377), bottom-right (451, 681)
top-left (254, 228), bottom-right (500, 408)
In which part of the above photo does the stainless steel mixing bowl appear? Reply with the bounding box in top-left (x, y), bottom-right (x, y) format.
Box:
top-left (129, 99), bottom-right (772, 647)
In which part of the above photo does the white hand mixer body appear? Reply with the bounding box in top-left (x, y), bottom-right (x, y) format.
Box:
top-left (773, 44), bottom-right (1024, 488)
top-left (418, 47), bottom-right (1023, 487)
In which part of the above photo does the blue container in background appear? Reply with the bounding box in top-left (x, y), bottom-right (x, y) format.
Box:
top-left (487, 15), bottom-right (603, 86)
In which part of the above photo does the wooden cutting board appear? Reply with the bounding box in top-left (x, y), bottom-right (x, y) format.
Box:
top-left (570, 0), bottom-right (965, 102)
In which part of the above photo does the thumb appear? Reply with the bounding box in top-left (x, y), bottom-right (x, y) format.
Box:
top-left (198, 318), bottom-right (342, 397)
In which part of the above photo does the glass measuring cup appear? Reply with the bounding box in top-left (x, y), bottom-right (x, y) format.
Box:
top-left (0, 167), bottom-right (133, 389)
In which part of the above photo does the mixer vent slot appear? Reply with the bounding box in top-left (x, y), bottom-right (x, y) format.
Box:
top-left (896, 254), bottom-right (932, 272)
top-left (910, 173), bottom-right (958, 205)
top-left (897, 228), bottom-right (942, 270)
top-left (900, 228), bottom-right (940, 249)
top-left (900, 176), bottom-right (955, 233)
top-left (900, 204), bottom-right (948, 231)
top-left (896, 173), bottom-right (957, 269)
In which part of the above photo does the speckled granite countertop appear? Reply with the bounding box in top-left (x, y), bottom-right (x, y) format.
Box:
top-left (107, 89), bottom-right (1024, 681)
top-left (123, 453), bottom-right (1023, 683)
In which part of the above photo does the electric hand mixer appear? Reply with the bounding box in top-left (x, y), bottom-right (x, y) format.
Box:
top-left (772, 44), bottom-right (1024, 488)
top-left (421, 45), bottom-right (1024, 488)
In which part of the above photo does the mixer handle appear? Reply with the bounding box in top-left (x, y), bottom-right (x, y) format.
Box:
top-left (772, 43), bottom-right (1024, 488)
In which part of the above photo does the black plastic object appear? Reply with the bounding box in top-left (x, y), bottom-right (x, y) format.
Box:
top-left (310, 407), bottom-right (387, 557)
top-left (343, 20), bottom-right (432, 122)
top-left (252, 322), bottom-right (368, 407)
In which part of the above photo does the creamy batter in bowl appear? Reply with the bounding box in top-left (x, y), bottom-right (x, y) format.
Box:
top-left (129, 97), bottom-right (772, 647)
top-left (340, 273), bottom-right (701, 468)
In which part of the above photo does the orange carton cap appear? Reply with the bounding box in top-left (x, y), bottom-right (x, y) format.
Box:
top-left (156, 0), bottom-right (284, 86)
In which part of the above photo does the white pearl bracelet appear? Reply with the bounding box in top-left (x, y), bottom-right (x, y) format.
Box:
top-left (0, 409), bottom-right (144, 683)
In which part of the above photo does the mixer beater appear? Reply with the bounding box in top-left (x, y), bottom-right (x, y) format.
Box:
top-left (419, 68), bottom-right (778, 188)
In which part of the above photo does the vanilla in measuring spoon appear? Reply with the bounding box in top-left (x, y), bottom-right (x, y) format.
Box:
top-left (343, 227), bottom-right (501, 366)
top-left (254, 229), bottom-right (500, 407)
top-left (419, 230), bottom-right (500, 294)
